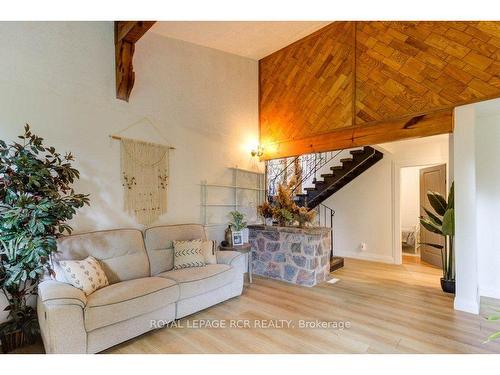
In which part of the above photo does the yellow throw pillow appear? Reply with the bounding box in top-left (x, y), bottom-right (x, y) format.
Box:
top-left (59, 256), bottom-right (109, 295)
top-left (201, 240), bottom-right (217, 265)
top-left (173, 239), bottom-right (206, 269)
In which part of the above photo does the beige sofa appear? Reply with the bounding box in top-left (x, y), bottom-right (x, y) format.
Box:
top-left (37, 224), bottom-right (245, 354)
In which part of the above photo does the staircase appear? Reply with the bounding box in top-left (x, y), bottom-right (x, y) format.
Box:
top-left (295, 146), bottom-right (383, 208)
top-left (266, 146), bottom-right (383, 273)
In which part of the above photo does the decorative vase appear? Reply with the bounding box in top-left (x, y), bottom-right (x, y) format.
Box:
top-left (224, 225), bottom-right (233, 247)
top-left (440, 278), bottom-right (456, 294)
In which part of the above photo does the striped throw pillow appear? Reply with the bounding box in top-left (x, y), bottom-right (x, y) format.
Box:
top-left (173, 239), bottom-right (206, 269)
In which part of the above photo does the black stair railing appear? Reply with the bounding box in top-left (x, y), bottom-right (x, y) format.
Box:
top-left (315, 203), bottom-right (341, 272)
top-left (316, 203), bottom-right (335, 254)
top-left (306, 147), bottom-right (380, 207)
top-left (291, 150), bottom-right (343, 195)
top-left (266, 156), bottom-right (298, 197)
top-left (266, 149), bottom-right (344, 199)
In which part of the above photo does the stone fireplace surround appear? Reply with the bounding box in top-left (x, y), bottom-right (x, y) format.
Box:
top-left (248, 225), bottom-right (331, 286)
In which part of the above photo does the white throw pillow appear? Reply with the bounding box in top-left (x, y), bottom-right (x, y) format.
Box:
top-left (201, 240), bottom-right (217, 265)
top-left (173, 240), bottom-right (206, 269)
top-left (59, 256), bottom-right (109, 295)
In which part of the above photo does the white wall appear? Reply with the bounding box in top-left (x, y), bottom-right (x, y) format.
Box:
top-left (452, 98), bottom-right (500, 314)
top-left (0, 22), bottom-right (260, 323)
top-left (474, 100), bottom-right (500, 301)
top-left (400, 166), bottom-right (421, 231)
top-left (453, 104), bottom-right (480, 314)
top-left (324, 135), bottom-right (449, 264)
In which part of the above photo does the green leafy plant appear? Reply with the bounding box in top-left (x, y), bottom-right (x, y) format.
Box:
top-left (0, 124), bottom-right (89, 344)
top-left (484, 312), bottom-right (500, 343)
top-left (274, 208), bottom-right (295, 227)
top-left (229, 211), bottom-right (247, 231)
top-left (419, 182), bottom-right (454, 281)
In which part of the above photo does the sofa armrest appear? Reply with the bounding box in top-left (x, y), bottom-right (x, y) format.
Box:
top-left (38, 280), bottom-right (87, 308)
top-left (37, 280), bottom-right (87, 353)
top-left (216, 250), bottom-right (246, 274)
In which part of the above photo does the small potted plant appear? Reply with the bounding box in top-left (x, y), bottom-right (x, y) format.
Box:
top-left (0, 125), bottom-right (89, 352)
top-left (419, 182), bottom-right (455, 293)
top-left (229, 211), bottom-right (248, 243)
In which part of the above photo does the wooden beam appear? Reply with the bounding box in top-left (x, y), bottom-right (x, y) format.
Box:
top-left (261, 109), bottom-right (453, 160)
top-left (115, 21), bottom-right (156, 102)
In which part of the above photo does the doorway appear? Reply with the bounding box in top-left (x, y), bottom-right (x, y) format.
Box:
top-left (419, 164), bottom-right (446, 267)
top-left (399, 163), bottom-right (446, 268)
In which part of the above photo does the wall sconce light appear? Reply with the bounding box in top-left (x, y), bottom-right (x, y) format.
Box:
top-left (251, 145), bottom-right (264, 158)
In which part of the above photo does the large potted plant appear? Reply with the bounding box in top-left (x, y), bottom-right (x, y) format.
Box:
top-left (0, 125), bottom-right (89, 352)
top-left (419, 182), bottom-right (455, 293)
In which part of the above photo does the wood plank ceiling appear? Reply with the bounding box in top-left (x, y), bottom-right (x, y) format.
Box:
top-left (259, 21), bottom-right (500, 159)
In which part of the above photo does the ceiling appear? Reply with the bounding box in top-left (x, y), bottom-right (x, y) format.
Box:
top-left (150, 21), bottom-right (331, 60)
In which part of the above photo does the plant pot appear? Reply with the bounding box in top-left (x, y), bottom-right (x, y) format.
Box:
top-left (241, 228), bottom-right (249, 243)
top-left (0, 328), bottom-right (35, 353)
top-left (440, 278), bottom-right (456, 294)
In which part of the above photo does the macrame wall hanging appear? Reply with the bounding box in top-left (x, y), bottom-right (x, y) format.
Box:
top-left (110, 118), bottom-right (174, 226)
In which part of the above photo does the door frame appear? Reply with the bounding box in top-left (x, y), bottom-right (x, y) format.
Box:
top-left (392, 160), bottom-right (449, 265)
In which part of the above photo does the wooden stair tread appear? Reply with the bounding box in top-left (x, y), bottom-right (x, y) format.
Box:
top-left (304, 148), bottom-right (383, 208)
top-left (349, 149), bottom-right (365, 155)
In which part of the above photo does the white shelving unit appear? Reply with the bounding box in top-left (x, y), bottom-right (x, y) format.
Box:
top-left (201, 167), bottom-right (265, 227)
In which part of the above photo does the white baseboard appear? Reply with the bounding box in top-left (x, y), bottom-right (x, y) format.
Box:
top-left (480, 287), bottom-right (500, 300)
top-left (454, 296), bottom-right (480, 314)
top-left (334, 250), bottom-right (395, 264)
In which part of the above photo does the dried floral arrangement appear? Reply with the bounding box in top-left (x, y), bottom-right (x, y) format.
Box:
top-left (258, 178), bottom-right (316, 227)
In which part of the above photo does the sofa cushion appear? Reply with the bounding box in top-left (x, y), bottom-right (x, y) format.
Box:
top-left (55, 229), bottom-right (150, 284)
top-left (173, 239), bottom-right (206, 270)
top-left (59, 256), bottom-right (109, 295)
top-left (201, 240), bottom-right (217, 265)
top-left (144, 224), bottom-right (207, 275)
top-left (158, 264), bottom-right (235, 300)
top-left (84, 277), bottom-right (179, 332)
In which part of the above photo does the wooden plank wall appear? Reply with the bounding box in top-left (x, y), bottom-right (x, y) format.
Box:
top-left (259, 21), bottom-right (500, 159)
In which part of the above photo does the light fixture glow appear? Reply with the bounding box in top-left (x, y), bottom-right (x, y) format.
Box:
top-left (250, 145), bottom-right (264, 158)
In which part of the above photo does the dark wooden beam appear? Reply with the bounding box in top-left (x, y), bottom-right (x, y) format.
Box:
top-left (115, 21), bottom-right (156, 102)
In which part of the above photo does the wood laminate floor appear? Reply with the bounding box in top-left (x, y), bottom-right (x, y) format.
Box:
top-left (11, 258), bottom-right (500, 354)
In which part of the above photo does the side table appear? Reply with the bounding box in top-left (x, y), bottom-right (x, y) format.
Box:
top-left (219, 243), bottom-right (252, 283)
